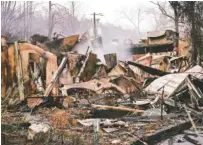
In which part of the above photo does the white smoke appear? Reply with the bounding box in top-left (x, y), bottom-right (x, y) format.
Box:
top-left (74, 39), bottom-right (133, 64)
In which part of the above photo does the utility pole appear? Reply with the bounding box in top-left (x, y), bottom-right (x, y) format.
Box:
top-left (91, 13), bottom-right (103, 39)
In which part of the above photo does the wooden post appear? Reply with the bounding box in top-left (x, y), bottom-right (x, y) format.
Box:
top-left (44, 57), bottom-right (68, 96)
top-left (14, 41), bottom-right (25, 101)
top-left (104, 53), bottom-right (117, 69)
top-left (161, 86), bottom-right (165, 120)
top-left (75, 50), bottom-right (92, 83)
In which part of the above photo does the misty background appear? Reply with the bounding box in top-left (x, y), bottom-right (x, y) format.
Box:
top-left (1, 1), bottom-right (188, 61)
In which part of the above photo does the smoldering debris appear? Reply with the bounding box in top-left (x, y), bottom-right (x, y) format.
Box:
top-left (1, 33), bottom-right (203, 145)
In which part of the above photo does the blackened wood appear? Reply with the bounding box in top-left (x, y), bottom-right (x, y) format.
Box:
top-left (14, 41), bottom-right (25, 101)
top-left (104, 53), bottom-right (117, 69)
top-left (131, 120), bottom-right (192, 145)
top-left (128, 61), bottom-right (170, 76)
top-left (44, 57), bottom-right (68, 96)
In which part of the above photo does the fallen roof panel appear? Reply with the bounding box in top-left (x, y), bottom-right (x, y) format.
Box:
top-left (145, 65), bottom-right (203, 97)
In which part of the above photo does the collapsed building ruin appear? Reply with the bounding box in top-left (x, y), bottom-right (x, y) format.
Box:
top-left (1, 29), bottom-right (203, 144)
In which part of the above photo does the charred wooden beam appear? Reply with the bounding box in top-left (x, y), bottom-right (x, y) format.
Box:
top-left (183, 135), bottom-right (200, 144)
top-left (131, 120), bottom-right (192, 145)
top-left (127, 61), bottom-right (170, 76)
top-left (14, 41), bottom-right (25, 101)
top-left (183, 104), bottom-right (200, 137)
top-left (44, 57), bottom-right (68, 96)
top-left (121, 113), bottom-right (183, 122)
top-left (186, 75), bottom-right (203, 104)
top-left (183, 105), bottom-right (203, 119)
top-left (75, 50), bottom-right (91, 83)
top-left (91, 104), bottom-right (144, 118)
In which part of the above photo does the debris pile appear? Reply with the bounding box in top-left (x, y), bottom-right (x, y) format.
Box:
top-left (1, 34), bottom-right (203, 145)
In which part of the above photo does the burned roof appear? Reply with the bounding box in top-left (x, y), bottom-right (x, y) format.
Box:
top-left (147, 29), bottom-right (176, 38)
top-left (147, 30), bottom-right (166, 38)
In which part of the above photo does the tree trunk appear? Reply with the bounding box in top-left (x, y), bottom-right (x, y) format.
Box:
top-left (26, 1), bottom-right (29, 40)
top-left (175, 18), bottom-right (179, 41)
top-left (191, 3), bottom-right (198, 63)
top-left (23, 2), bottom-right (26, 40)
top-left (174, 11), bottom-right (179, 56)
top-left (48, 1), bottom-right (52, 39)
top-left (137, 8), bottom-right (141, 37)
top-left (70, 2), bottom-right (76, 33)
top-left (28, 1), bottom-right (33, 38)
top-left (196, 8), bottom-right (202, 65)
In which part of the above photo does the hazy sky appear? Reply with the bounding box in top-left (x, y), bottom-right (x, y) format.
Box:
top-left (30, 0), bottom-right (171, 33)
top-left (55, 0), bottom-right (164, 32)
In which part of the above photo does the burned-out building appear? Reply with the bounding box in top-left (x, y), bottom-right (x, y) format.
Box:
top-left (132, 30), bottom-right (178, 60)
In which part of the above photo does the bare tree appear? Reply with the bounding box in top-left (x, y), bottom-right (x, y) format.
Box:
top-left (1, 1), bottom-right (24, 38)
top-left (151, 1), bottom-right (184, 51)
top-left (145, 7), bottom-right (173, 31)
top-left (119, 7), bottom-right (144, 37)
top-left (47, 1), bottom-right (84, 38)
top-left (27, 1), bottom-right (33, 39)
top-left (48, 1), bottom-right (52, 39)
top-left (23, 1), bottom-right (33, 40)
top-left (70, 1), bottom-right (76, 17)
top-left (151, 1), bottom-right (182, 33)
top-left (47, 2), bottom-right (64, 38)
top-left (51, 1), bottom-right (84, 35)
top-left (181, 1), bottom-right (203, 63)
top-left (68, 1), bottom-right (84, 34)
top-left (1, 1), bottom-right (39, 41)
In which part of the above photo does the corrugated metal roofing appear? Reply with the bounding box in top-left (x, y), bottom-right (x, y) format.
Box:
top-left (145, 73), bottom-right (188, 96)
top-left (145, 65), bottom-right (203, 97)
top-left (185, 65), bottom-right (203, 80)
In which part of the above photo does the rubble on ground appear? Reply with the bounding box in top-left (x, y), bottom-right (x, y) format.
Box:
top-left (1, 33), bottom-right (203, 145)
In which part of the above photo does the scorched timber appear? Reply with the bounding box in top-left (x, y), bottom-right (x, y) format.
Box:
top-left (104, 53), bottom-right (117, 69)
top-left (127, 61), bottom-right (170, 76)
top-left (92, 104), bottom-right (144, 118)
top-left (131, 120), bottom-right (192, 145)
top-left (44, 57), bottom-right (68, 96)
top-left (14, 41), bottom-right (25, 101)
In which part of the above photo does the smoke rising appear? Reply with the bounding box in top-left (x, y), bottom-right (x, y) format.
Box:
top-left (74, 37), bottom-right (133, 64)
